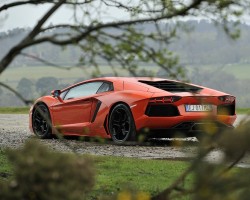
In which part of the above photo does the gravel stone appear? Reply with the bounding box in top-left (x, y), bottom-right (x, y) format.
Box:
top-left (0, 114), bottom-right (250, 167)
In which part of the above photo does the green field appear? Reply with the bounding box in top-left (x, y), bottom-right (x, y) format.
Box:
top-left (0, 65), bottom-right (160, 88)
top-left (187, 63), bottom-right (250, 80)
top-left (91, 156), bottom-right (191, 198)
top-left (0, 107), bottom-right (30, 114)
top-left (0, 149), bottom-right (12, 179)
top-left (220, 64), bottom-right (250, 79)
top-left (1, 63), bottom-right (249, 89)
top-left (236, 108), bottom-right (250, 114)
top-left (0, 62), bottom-right (249, 108)
top-left (0, 66), bottom-right (97, 88)
top-left (0, 148), bottom-right (191, 199)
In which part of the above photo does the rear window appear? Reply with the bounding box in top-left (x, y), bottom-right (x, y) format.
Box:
top-left (139, 80), bottom-right (202, 93)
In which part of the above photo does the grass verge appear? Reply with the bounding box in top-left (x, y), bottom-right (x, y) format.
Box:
top-left (0, 149), bottom-right (191, 198)
top-left (0, 149), bottom-right (12, 179)
top-left (0, 107), bottom-right (30, 114)
top-left (236, 108), bottom-right (250, 114)
top-left (90, 156), bottom-right (191, 199)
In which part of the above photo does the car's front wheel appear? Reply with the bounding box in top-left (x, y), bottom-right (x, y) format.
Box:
top-left (109, 104), bottom-right (136, 144)
top-left (32, 104), bottom-right (52, 139)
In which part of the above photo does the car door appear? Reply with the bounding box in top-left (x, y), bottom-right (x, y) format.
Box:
top-left (51, 81), bottom-right (104, 135)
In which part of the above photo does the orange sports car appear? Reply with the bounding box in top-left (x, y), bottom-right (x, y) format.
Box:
top-left (29, 77), bottom-right (236, 143)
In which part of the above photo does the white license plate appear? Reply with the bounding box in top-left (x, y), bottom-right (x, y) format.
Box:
top-left (185, 105), bottom-right (212, 112)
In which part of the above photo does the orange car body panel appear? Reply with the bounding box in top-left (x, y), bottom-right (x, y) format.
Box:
top-left (29, 77), bottom-right (236, 138)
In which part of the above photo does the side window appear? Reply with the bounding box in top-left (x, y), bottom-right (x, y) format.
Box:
top-left (64, 82), bottom-right (103, 100)
top-left (97, 82), bottom-right (113, 94)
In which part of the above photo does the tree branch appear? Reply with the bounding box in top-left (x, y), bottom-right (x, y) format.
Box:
top-left (0, 0), bottom-right (93, 12)
top-left (0, 0), bottom-right (66, 74)
top-left (0, 0), bottom-right (47, 12)
top-left (152, 145), bottom-right (215, 200)
top-left (221, 150), bottom-right (246, 175)
top-left (20, 52), bottom-right (74, 70)
top-left (36, 0), bottom-right (204, 46)
top-left (26, 0), bottom-right (66, 39)
top-left (0, 82), bottom-right (33, 105)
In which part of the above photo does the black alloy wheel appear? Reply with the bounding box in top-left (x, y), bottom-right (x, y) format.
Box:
top-left (32, 104), bottom-right (52, 139)
top-left (109, 104), bottom-right (136, 144)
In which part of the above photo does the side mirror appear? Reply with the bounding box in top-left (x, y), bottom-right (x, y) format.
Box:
top-left (51, 90), bottom-right (61, 98)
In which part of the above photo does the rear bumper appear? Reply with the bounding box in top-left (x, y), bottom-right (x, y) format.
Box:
top-left (143, 121), bottom-right (234, 138)
top-left (135, 114), bottom-right (236, 137)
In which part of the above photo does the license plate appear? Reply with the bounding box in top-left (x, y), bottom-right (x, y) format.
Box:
top-left (185, 105), bottom-right (212, 112)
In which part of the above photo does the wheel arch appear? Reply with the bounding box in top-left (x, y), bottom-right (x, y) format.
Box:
top-left (31, 101), bottom-right (54, 138)
top-left (109, 101), bottom-right (131, 113)
top-left (107, 101), bottom-right (137, 133)
top-left (32, 101), bottom-right (50, 116)
top-left (32, 101), bottom-right (54, 132)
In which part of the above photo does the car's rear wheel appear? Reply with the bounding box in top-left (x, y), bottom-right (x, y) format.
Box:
top-left (109, 104), bottom-right (136, 144)
top-left (32, 104), bottom-right (52, 139)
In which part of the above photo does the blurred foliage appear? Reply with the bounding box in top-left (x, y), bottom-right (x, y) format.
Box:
top-left (192, 122), bottom-right (250, 200)
top-left (151, 120), bottom-right (250, 200)
top-left (105, 190), bottom-right (151, 200)
top-left (0, 140), bottom-right (94, 200)
top-left (0, 144), bottom-right (191, 199)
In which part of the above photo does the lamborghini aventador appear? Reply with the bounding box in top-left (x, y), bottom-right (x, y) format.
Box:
top-left (29, 77), bottom-right (236, 143)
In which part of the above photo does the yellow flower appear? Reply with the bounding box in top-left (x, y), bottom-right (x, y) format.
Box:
top-left (117, 191), bottom-right (132, 200)
top-left (136, 192), bottom-right (150, 200)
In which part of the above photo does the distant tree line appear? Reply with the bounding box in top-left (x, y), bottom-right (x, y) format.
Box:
top-left (1, 20), bottom-right (250, 108)
top-left (188, 69), bottom-right (250, 108)
top-left (169, 21), bottom-right (250, 65)
top-left (1, 21), bottom-right (250, 67)
top-left (1, 67), bottom-right (250, 107)
top-left (0, 77), bottom-right (69, 107)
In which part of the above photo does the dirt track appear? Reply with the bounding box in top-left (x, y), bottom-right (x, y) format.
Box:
top-left (0, 114), bottom-right (250, 166)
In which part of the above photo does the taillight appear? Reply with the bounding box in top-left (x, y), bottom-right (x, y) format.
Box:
top-left (149, 96), bottom-right (182, 103)
top-left (218, 95), bottom-right (235, 103)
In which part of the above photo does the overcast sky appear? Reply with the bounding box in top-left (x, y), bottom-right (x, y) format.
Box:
top-left (1, 1), bottom-right (250, 32)
top-left (0, 3), bottom-right (74, 31)
top-left (0, 1), bottom-right (130, 32)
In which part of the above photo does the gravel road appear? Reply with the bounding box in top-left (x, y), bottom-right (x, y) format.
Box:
top-left (0, 114), bottom-right (250, 166)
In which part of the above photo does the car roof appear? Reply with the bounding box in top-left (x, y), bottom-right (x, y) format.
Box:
top-left (90, 77), bottom-right (171, 82)
top-left (61, 77), bottom-right (174, 91)
top-left (61, 76), bottom-right (205, 94)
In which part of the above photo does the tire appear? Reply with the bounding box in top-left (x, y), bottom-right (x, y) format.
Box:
top-left (108, 104), bottom-right (136, 144)
top-left (32, 104), bottom-right (52, 139)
